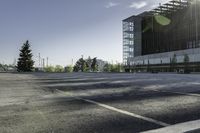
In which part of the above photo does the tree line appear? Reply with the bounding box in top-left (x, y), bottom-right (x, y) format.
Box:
top-left (44, 58), bottom-right (124, 73)
top-left (73, 57), bottom-right (97, 72)
top-left (16, 40), bottom-right (124, 73)
top-left (170, 53), bottom-right (190, 73)
top-left (14, 40), bottom-right (193, 73)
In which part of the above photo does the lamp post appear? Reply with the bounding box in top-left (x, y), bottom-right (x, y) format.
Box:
top-left (195, 0), bottom-right (198, 46)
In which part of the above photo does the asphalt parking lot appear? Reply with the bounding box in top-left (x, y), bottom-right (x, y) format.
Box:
top-left (1, 72), bottom-right (200, 133)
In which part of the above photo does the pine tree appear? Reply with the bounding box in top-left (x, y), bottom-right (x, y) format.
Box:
top-left (17, 40), bottom-right (34, 72)
top-left (183, 54), bottom-right (190, 73)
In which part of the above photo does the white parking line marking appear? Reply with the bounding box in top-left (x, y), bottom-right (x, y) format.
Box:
top-left (141, 119), bottom-right (200, 133)
top-left (77, 97), bottom-right (170, 127)
top-left (56, 89), bottom-right (170, 127)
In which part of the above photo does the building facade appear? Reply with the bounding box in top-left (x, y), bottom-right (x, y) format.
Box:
top-left (123, 0), bottom-right (200, 72)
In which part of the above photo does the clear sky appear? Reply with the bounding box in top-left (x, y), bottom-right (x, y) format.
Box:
top-left (0, 0), bottom-right (170, 66)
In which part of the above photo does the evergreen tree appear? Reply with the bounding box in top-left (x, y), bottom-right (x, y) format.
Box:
top-left (147, 60), bottom-right (150, 72)
top-left (86, 56), bottom-right (92, 71)
top-left (183, 54), bottom-right (190, 73)
top-left (17, 40), bottom-right (34, 72)
top-left (171, 54), bottom-right (177, 72)
top-left (91, 57), bottom-right (98, 72)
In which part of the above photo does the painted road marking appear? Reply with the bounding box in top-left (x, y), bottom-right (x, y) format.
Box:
top-left (142, 119), bottom-right (200, 133)
top-left (56, 89), bottom-right (170, 127)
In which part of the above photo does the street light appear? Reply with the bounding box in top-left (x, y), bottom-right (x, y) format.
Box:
top-left (195, 0), bottom-right (198, 46)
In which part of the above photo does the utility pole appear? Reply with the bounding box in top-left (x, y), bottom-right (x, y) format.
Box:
top-left (195, 0), bottom-right (198, 47)
top-left (13, 58), bottom-right (16, 66)
top-left (38, 53), bottom-right (41, 68)
top-left (72, 59), bottom-right (74, 66)
top-left (46, 57), bottom-right (49, 67)
top-left (43, 58), bottom-right (45, 68)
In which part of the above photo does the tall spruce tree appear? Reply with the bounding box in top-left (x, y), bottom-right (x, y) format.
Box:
top-left (17, 40), bottom-right (34, 72)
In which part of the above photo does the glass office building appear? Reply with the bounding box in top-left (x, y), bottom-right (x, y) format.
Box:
top-left (123, 20), bottom-right (134, 65)
top-left (123, 16), bottom-right (142, 65)
top-left (123, 0), bottom-right (200, 72)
